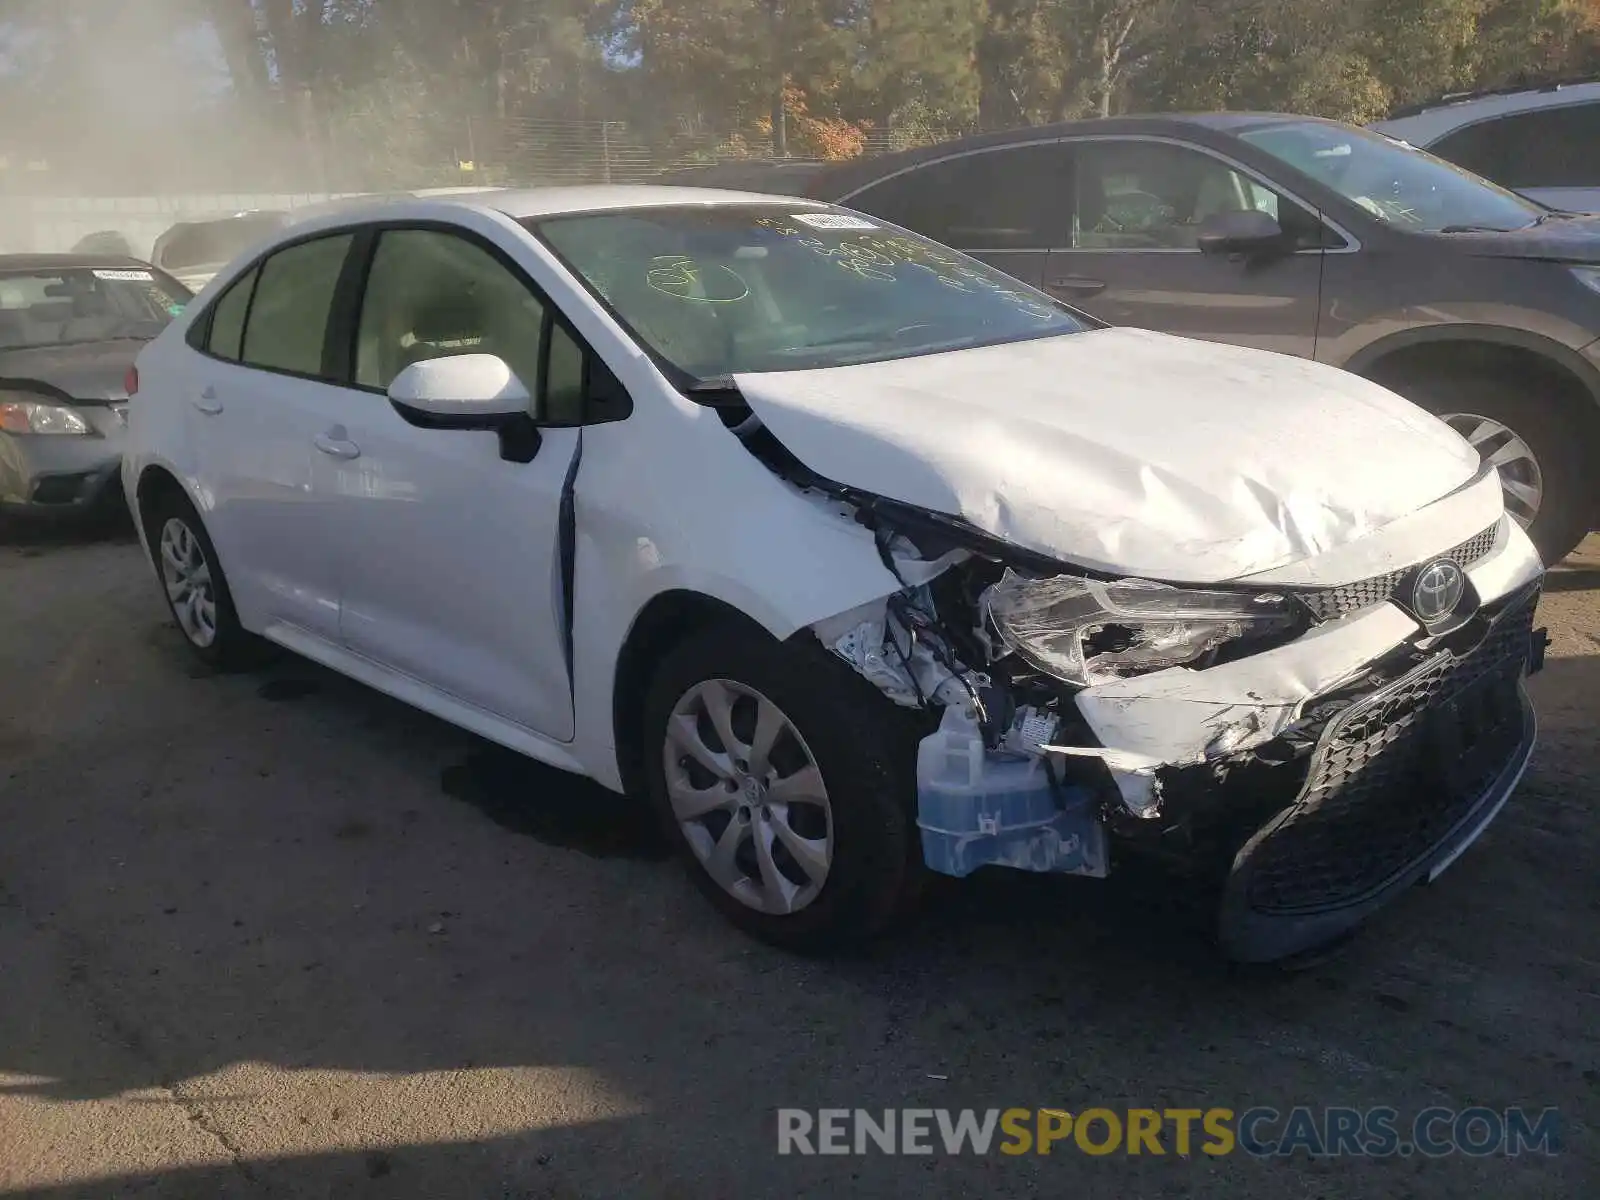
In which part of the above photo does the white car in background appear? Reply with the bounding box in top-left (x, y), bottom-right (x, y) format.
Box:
top-left (120, 187), bottom-right (1547, 964)
top-left (149, 210), bottom-right (291, 293)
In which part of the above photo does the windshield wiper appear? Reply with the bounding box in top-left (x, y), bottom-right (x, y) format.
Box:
top-left (1438, 224), bottom-right (1515, 234)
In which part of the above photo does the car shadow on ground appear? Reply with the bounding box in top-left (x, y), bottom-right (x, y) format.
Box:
top-left (3, 568), bottom-right (1596, 1197)
top-left (0, 506), bottom-right (136, 554)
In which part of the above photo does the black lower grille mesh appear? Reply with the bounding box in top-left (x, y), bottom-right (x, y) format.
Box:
top-left (1296, 522), bottom-right (1501, 622)
top-left (1240, 584), bottom-right (1538, 915)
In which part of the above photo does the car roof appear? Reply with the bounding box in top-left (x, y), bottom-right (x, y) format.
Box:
top-left (1374, 78), bottom-right (1600, 145)
top-left (281, 184), bottom-right (830, 228)
top-left (0, 253), bottom-right (155, 272)
top-left (800, 112), bottom-right (1347, 198)
top-left (483, 184), bottom-right (828, 218)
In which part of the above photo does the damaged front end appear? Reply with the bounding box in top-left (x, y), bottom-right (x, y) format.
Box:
top-left (801, 490), bottom-right (1545, 963)
top-left (708, 388), bottom-right (1545, 962)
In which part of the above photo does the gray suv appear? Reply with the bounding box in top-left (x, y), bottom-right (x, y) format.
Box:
top-left (708, 115), bottom-right (1600, 562)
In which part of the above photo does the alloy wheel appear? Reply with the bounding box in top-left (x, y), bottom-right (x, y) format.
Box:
top-left (1441, 412), bottom-right (1544, 529)
top-left (662, 679), bottom-right (833, 915)
top-left (159, 517), bottom-right (218, 648)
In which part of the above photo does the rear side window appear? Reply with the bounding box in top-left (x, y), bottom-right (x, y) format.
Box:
top-left (1432, 102), bottom-right (1600, 189)
top-left (846, 144), bottom-right (1066, 250)
top-left (205, 266), bottom-right (258, 361)
top-left (240, 234), bottom-right (353, 377)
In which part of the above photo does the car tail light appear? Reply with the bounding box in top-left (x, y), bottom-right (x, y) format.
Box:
top-left (124, 366), bottom-right (139, 396)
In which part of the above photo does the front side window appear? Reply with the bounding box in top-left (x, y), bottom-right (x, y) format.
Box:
top-left (1432, 103), bottom-right (1600, 190)
top-left (1239, 120), bottom-right (1544, 232)
top-left (355, 228), bottom-right (546, 393)
top-left (0, 267), bottom-right (188, 351)
top-left (240, 234), bottom-right (353, 377)
top-left (1071, 140), bottom-right (1311, 249)
top-left (846, 144), bottom-right (1064, 250)
top-left (530, 205), bottom-right (1088, 382)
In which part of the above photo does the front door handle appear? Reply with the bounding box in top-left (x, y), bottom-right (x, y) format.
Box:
top-left (313, 428), bottom-right (361, 461)
top-left (1048, 276), bottom-right (1107, 296)
top-left (192, 387), bottom-right (223, 416)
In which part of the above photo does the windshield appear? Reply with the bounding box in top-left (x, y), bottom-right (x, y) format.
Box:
top-left (529, 205), bottom-right (1089, 380)
top-left (0, 267), bottom-right (189, 351)
top-left (1238, 121), bottom-right (1544, 233)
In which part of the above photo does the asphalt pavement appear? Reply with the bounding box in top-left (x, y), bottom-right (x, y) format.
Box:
top-left (1, 520), bottom-right (1596, 1198)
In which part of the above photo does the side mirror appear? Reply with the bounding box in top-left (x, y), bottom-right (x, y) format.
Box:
top-left (1196, 210), bottom-right (1287, 258)
top-left (387, 353), bottom-right (542, 463)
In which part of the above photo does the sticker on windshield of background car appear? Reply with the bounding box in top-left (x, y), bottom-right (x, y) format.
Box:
top-left (792, 213), bottom-right (879, 230)
top-left (92, 269), bottom-right (155, 281)
top-left (647, 255), bottom-right (750, 303)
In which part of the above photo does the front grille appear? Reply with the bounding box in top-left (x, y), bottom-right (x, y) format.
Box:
top-left (1296, 522), bottom-right (1501, 622)
top-left (1239, 582), bottom-right (1538, 915)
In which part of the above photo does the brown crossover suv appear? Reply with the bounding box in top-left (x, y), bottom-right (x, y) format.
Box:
top-left (672, 114), bottom-right (1600, 562)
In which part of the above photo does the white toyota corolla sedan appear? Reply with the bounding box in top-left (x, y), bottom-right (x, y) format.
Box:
top-left (122, 186), bottom-right (1547, 963)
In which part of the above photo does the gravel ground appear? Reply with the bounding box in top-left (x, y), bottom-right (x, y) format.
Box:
top-left (0, 521), bottom-right (1595, 1199)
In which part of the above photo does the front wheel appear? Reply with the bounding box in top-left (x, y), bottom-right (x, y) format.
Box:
top-left (1395, 372), bottom-right (1594, 564)
top-left (641, 623), bottom-right (926, 952)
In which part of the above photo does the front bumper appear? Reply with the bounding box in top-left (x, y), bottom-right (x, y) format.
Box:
top-left (0, 419), bottom-right (126, 515)
top-left (1217, 581), bottom-right (1541, 962)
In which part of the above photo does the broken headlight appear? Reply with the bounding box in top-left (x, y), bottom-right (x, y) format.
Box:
top-left (983, 571), bottom-right (1294, 687)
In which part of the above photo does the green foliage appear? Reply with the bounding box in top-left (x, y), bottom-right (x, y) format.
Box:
top-left (4, 0), bottom-right (1599, 186)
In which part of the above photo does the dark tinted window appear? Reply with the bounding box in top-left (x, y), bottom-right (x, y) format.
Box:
top-left (1432, 102), bottom-right (1600, 189)
top-left (205, 266), bottom-right (257, 361)
top-left (240, 234), bottom-right (352, 377)
top-left (845, 144), bottom-right (1065, 250)
top-left (1071, 139), bottom-right (1334, 250)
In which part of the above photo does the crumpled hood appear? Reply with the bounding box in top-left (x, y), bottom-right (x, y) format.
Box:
top-left (733, 328), bottom-right (1482, 583)
top-left (0, 339), bottom-right (142, 401)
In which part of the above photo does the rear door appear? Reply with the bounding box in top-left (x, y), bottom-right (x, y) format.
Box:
top-left (835, 141), bottom-right (1068, 288)
top-left (182, 231), bottom-right (357, 641)
top-left (1046, 137), bottom-right (1329, 357)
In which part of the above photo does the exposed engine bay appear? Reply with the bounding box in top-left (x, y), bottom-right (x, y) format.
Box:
top-left (709, 394), bottom-right (1548, 959)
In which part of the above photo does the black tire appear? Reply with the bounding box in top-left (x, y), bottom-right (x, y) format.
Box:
top-left (641, 621), bottom-right (928, 953)
top-left (141, 489), bottom-right (266, 671)
top-left (1393, 371), bottom-right (1594, 564)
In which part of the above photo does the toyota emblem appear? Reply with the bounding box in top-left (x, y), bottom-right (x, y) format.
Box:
top-left (1412, 559), bottom-right (1466, 624)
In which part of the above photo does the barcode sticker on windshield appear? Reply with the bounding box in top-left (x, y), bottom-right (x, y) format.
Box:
top-left (792, 213), bottom-right (879, 230)
top-left (92, 269), bottom-right (154, 281)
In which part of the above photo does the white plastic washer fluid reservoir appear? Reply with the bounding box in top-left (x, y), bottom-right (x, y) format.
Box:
top-left (915, 705), bottom-right (1107, 879)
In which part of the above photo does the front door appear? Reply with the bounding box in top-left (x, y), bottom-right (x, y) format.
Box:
top-left (1047, 138), bottom-right (1326, 358)
top-left (325, 225), bottom-right (580, 740)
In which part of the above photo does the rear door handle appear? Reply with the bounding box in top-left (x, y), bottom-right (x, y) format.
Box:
top-left (313, 428), bottom-right (361, 461)
top-left (192, 386), bottom-right (223, 416)
top-left (1048, 276), bottom-right (1107, 296)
